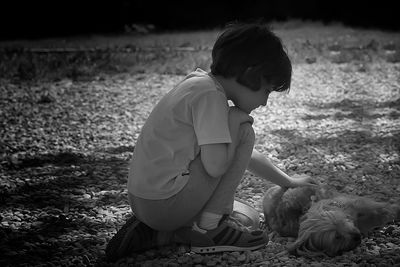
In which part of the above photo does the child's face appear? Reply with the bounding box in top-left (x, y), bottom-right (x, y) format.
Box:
top-left (234, 80), bottom-right (273, 114)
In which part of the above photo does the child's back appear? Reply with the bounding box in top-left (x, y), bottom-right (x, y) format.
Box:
top-left (128, 68), bottom-right (231, 199)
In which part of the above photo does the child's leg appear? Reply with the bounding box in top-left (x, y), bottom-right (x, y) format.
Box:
top-left (182, 122), bottom-right (268, 253)
top-left (106, 120), bottom-right (259, 260)
top-left (127, 155), bottom-right (221, 231)
top-left (201, 122), bottom-right (255, 216)
top-left (128, 121), bottom-right (255, 232)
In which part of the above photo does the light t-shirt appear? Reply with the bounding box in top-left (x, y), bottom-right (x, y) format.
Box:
top-left (128, 68), bottom-right (232, 199)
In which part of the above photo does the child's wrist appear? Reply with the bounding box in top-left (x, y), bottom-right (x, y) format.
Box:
top-left (275, 176), bottom-right (294, 189)
top-left (286, 178), bottom-right (296, 188)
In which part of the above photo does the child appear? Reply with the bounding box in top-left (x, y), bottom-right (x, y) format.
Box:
top-left (106, 22), bottom-right (316, 261)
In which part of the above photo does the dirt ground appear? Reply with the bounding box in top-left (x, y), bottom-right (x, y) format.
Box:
top-left (0, 22), bottom-right (399, 266)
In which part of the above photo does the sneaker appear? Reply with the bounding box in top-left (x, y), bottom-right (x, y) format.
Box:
top-left (105, 215), bottom-right (158, 262)
top-left (186, 214), bottom-right (269, 253)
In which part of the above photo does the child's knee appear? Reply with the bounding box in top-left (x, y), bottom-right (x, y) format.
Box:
top-left (238, 122), bottom-right (255, 144)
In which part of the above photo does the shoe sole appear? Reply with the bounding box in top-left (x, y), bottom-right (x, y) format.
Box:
top-left (191, 243), bottom-right (266, 254)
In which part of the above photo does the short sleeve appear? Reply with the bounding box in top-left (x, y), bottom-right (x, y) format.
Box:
top-left (192, 91), bottom-right (232, 145)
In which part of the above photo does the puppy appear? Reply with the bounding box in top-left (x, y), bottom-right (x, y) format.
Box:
top-left (263, 185), bottom-right (400, 257)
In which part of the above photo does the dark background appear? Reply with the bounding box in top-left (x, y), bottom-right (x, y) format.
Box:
top-left (0, 0), bottom-right (399, 40)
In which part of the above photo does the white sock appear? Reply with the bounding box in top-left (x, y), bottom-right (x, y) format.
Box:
top-left (198, 211), bottom-right (223, 230)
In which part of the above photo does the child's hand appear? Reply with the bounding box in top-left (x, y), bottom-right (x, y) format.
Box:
top-left (229, 106), bottom-right (254, 125)
top-left (288, 174), bottom-right (319, 188)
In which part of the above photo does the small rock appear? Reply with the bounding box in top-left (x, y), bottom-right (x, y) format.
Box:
top-left (145, 250), bottom-right (156, 257)
top-left (82, 255), bottom-right (91, 265)
top-left (305, 57), bottom-right (317, 64)
top-left (177, 255), bottom-right (191, 264)
top-left (31, 221), bottom-right (43, 228)
top-left (38, 94), bottom-right (55, 104)
top-left (237, 254), bottom-right (247, 262)
top-left (385, 242), bottom-right (395, 248)
top-left (230, 251), bottom-right (240, 258)
top-left (192, 255), bottom-right (203, 264)
top-left (249, 251), bottom-right (263, 261)
top-left (206, 260), bottom-right (217, 266)
top-left (136, 254), bottom-right (147, 261)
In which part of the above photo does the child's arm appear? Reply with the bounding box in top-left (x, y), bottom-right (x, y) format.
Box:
top-left (200, 107), bottom-right (253, 178)
top-left (200, 143), bottom-right (231, 177)
top-left (247, 149), bottom-right (316, 188)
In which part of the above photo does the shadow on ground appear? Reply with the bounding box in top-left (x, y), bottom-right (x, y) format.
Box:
top-left (0, 149), bottom-right (134, 266)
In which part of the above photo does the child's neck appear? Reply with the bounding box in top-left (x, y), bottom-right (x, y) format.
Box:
top-left (213, 75), bottom-right (242, 104)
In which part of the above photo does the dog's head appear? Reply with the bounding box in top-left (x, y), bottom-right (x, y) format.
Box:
top-left (287, 200), bottom-right (362, 257)
top-left (348, 197), bottom-right (400, 235)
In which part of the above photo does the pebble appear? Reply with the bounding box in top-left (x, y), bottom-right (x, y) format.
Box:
top-left (136, 254), bottom-right (147, 261)
top-left (206, 260), bottom-right (217, 266)
top-left (192, 255), bottom-right (203, 264)
top-left (82, 255), bottom-right (91, 265)
top-left (250, 251), bottom-right (263, 261)
top-left (177, 255), bottom-right (191, 264)
top-left (237, 254), bottom-right (247, 262)
top-left (31, 221), bottom-right (43, 227)
top-left (230, 251), bottom-right (240, 258)
top-left (385, 242), bottom-right (395, 248)
top-left (145, 250), bottom-right (156, 257)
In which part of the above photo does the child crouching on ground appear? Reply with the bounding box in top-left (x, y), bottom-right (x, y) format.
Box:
top-left (106, 22), bottom-right (316, 261)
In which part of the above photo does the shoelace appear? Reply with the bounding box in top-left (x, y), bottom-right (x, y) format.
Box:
top-left (259, 220), bottom-right (267, 230)
top-left (225, 215), bottom-right (256, 233)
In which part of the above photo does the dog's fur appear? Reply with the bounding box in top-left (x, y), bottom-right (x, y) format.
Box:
top-left (263, 185), bottom-right (400, 257)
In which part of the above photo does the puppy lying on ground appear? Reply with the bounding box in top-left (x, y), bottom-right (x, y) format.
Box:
top-left (263, 185), bottom-right (400, 257)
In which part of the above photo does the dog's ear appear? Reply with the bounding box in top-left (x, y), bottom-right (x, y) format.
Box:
top-left (287, 229), bottom-right (331, 257)
top-left (262, 186), bottom-right (287, 229)
top-left (263, 186), bottom-right (310, 237)
top-left (353, 198), bottom-right (399, 234)
top-left (286, 231), bottom-right (321, 257)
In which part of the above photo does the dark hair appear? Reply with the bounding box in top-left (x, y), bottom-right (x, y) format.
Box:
top-left (210, 22), bottom-right (292, 92)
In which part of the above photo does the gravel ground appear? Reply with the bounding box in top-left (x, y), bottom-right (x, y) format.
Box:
top-left (1, 23), bottom-right (400, 266)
